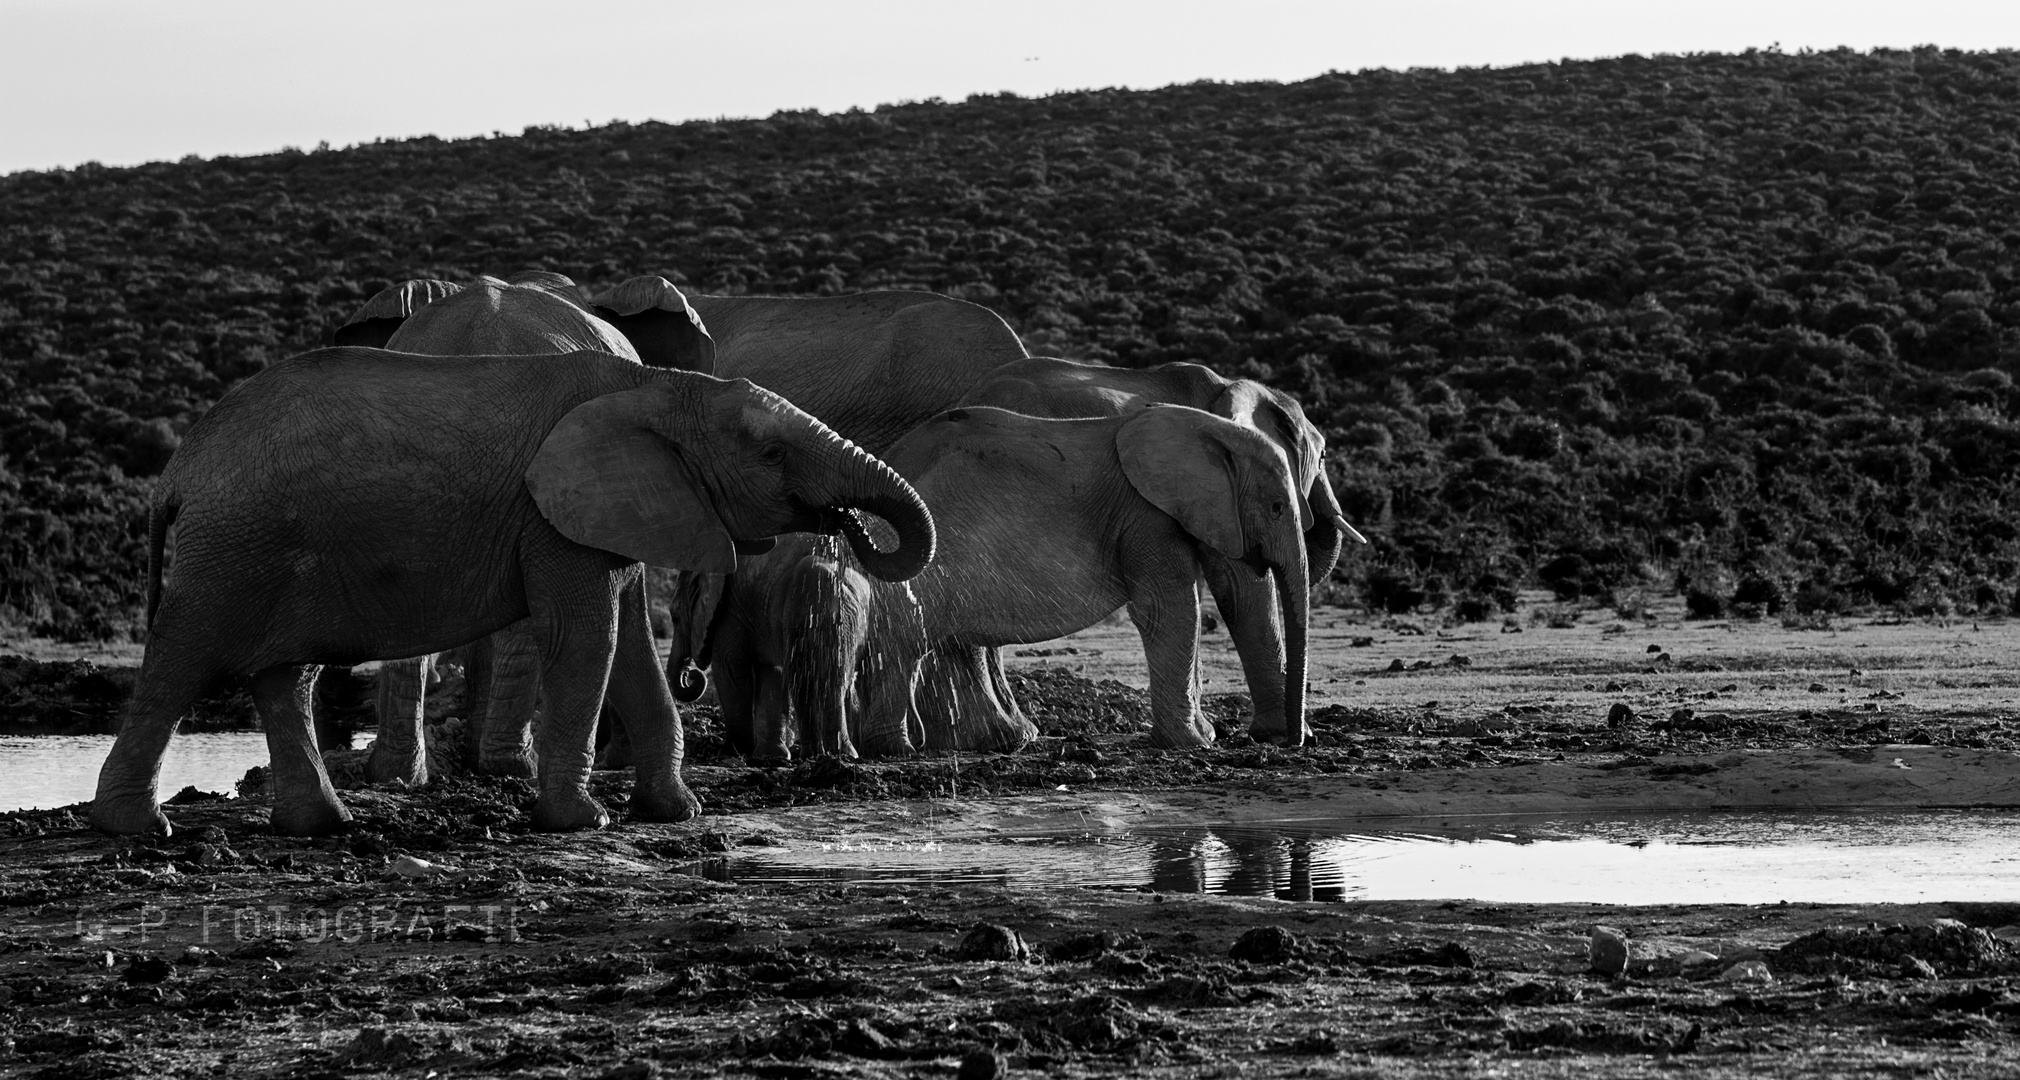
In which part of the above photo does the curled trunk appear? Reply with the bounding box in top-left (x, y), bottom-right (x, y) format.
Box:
top-left (822, 445), bottom-right (936, 583)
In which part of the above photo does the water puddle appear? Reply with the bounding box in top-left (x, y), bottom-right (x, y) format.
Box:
top-left (699, 810), bottom-right (2020, 905)
top-left (0, 732), bottom-right (271, 812)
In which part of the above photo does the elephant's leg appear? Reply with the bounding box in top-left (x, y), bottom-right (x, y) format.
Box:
top-left (365, 654), bottom-right (431, 786)
top-left (1201, 556), bottom-right (1294, 740)
top-left (594, 701), bottom-right (634, 770)
top-left (474, 622), bottom-right (540, 777)
top-left (524, 572), bottom-right (624, 832)
top-left (254, 663), bottom-right (354, 837)
top-left (598, 573), bottom-right (700, 821)
top-left (1129, 578), bottom-right (1214, 748)
top-left (932, 646), bottom-right (1036, 753)
top-left (90, 643), bottom-right (214, 836)
top-left (751, 666), bottom-right (791, 764)
top-left (855, 642), bottom-right (921, 758)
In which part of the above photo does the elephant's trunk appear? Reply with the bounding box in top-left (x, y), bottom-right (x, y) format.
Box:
top-left (822, 444), bottom-right (936, 583)
top-left (1302, 467), bottom-right (1354, 586)
top-left (1273, 546), bottom-right (1312, 748)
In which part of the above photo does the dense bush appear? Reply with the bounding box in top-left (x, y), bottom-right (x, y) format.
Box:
top-left (3, 46), bottom-right (2019, 637)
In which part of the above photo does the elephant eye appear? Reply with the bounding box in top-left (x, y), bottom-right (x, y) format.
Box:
top-left (757, 442), bottom-right (788, 465)
top-left (1270, 499), bottom-right (1285, 518)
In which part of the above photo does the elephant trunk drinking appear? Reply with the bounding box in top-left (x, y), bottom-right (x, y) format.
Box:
top-left (819, 442), bottom-right (937, 584)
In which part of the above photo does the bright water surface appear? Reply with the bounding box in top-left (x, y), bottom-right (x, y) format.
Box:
top-left (0, 732), bottom-right (270, 812)
top-left (6, 735), bottom-right (2017, 906)
top-left (705, 810), bottom-right (2020, 905)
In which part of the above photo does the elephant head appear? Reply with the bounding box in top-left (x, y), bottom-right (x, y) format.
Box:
top-left (1117, 406), bottom-right (1312, 745)
top-left (526, 366), bottom-right (935, 606)
top-left (333, 271), bottom-right (716, 372)
top-left (1211, 381), bottom-right (1367, 585)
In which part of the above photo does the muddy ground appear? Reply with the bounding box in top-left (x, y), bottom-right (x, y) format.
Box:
top-left (6, 598), bottom-right (2020, 1077)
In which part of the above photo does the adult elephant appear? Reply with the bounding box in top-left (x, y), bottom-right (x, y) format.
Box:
top-left (845, 405), bottom-right (1310, 754)
top-left (636, 289), bottom-right (1032, 739)
top-left (89, 348), bottom-right (934, 838)
top-left (955, 356), bottom-right (1366, 746)
top-left (331, 270), bottom-right (713, 783)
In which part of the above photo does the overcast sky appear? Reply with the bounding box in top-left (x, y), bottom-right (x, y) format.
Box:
top-left (3, 0), bottom-right (2016, 175)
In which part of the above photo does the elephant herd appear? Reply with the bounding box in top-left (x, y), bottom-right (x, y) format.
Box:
top-left (88, 271), bottom-right (1361, 838)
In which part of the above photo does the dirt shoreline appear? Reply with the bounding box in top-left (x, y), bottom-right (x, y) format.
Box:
top-left (7, 606), bottom-right (2020, 1076)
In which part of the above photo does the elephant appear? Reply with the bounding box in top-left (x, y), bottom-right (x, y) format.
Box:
top-left (88, 347), bottom-right (935, 837)
top-left (666, 535), bottom-right (924, 762)
top-left (833, 404), bottom-right (1311, 754)
top-left (638, 289), bottom-right (1036, 743)
top-left (329, 270), bottom-right (715, 784)
top-left (951, 356), bottom-right (1367, 746)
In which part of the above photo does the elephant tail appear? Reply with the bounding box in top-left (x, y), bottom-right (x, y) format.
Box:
top-left (144, 495), bottom-right (179, 631)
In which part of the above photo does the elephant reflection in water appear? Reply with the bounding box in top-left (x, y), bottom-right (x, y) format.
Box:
top-left (1146, 827), bottom-right (1335, 902)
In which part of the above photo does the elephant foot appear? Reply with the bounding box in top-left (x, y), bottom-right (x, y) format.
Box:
top-left (270, 794), bottom-right (355, 837)
top-left (856, 733), bottom-right (916, 759)
top-left (90, 797), bottom-right (173, 837)
top-left (1149, 720), bottom-right (1216, 750)
top-left (531, 789), bottom-right (610, 831)
top-left (1248, 720), bottom-right (1313, 748)
top-left (477, 749), bottom-right (537, 779)
top-left (750, 745), bottom-right (792, 766)
top-left (593, 742), bottom-right (633, 771)
top-left (364, 742), bottom-right (428, 787)
top-left (630, 778), bottom-right (702, 823)
top-left (954, 716), bottom-right (1037, 754)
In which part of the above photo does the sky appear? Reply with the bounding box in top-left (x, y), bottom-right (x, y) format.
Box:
top-left (3, 0), bottom-right (2017, 175)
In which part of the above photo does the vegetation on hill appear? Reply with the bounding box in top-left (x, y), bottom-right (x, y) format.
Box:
top-left (3, 45), bottom-right (2019, 639)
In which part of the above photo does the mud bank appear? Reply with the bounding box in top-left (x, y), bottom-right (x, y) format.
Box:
top-left (7, 609), bottom-right (2020, 1075)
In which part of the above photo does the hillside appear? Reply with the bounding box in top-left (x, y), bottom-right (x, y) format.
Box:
top-left (3, 45), bottom-right (2019, 640)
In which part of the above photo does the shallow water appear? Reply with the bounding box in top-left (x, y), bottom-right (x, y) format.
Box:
top-left (703, 809), bottom-right (2020, 905)
top-left (0, 732), bottom-right (270, 811)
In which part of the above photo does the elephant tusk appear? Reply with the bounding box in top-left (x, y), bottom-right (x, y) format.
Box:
top-left (1333, 515), bottom-right (1369, 545)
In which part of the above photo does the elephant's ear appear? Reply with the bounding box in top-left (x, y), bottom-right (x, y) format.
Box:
top-left (589, 276), bottom-right (718, 374)
top-left (332, 279), bottom-right (462, 348)
top-left (1220, 383), bottom-right (1319, 531)
top-left (526, 386), bottom-right (737, 572)
top-left (1116, 406), bottom-right (1247, 560)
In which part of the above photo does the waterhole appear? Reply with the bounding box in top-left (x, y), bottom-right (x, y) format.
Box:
top-left (696, 809), bottom-right (2020, 905)
top-left (0, 732), bottom-right (272, 812)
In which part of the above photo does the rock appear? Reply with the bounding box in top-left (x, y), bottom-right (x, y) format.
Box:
top-left (1722, 960), bottom-right (1774, 983)
top-left (1386, 658), bottom-right (1406, 672)
top-left (391, 854), bottom-right (454, 879)
top-left (342, 1028), bottom-right (420, 1066)
top-left (1808, 682), bottom-right (1829, 692)
top-left (1606, 703), bottom-right (1636, 728)
top-left (957, 1049), bottom-right (1005, 1080)
top-left (956, 923), bottom-right (1029, 962)
top-left (1350, 636), bottom-right (1375, 647)
top-left (1669, 708), bottom-right (1694, 724)
top-left (1230, 926), bottom-right (1303, 963)
top-left (1646, 644), bottom-right (1663, 653)
top-left (121, 954), bottom-right (175, 984)
top-left (1676, 949), bottom-right (1720, 967)
top-left (1445, 654), bottom-right (1472, 668)
top-left (1589, 926), bottom-right (1630, 974)
top-left (1899, 955), bottom-right (1939, 979)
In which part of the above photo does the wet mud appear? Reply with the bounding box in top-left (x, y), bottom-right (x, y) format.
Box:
top-left (6, 608), bottom-right (2020, 1075)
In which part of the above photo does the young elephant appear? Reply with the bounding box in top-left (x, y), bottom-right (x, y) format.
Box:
top-left (851, 404), bottom-right (1311, 754)
top-left (667, 536), bottom-right (923, 762)
top-left (89, 348), bottom-right (935, 837)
